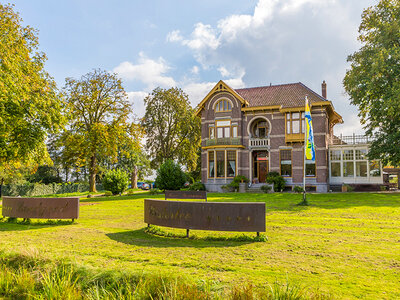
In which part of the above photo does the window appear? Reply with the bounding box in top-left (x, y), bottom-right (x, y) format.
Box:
top-left (286, 112), bottom-right (305, 134)
top-left (369, 160), bottom-right (381, 177)
top-left (216, 151), bottom-right (225, 177)
top-left (343, 161), bottom-right (354, 177)
top-left (208, 152), bottom-right (214, 178)
top-left (355, 149), bottom-right (367, 160)
top-left (343, 150), bottom-right (354, 160)
top-left (330, 150), bottom-right (341, 160)
top-left (209, 127), bottom-right (215, 139)
top-left (305, 160), bottom-right (316, 176)
top-left (252, 120), bottom-right (268, 138)
top-left (215, 99), bottom-right (232, 112)
top-left (331, 162), bottom-right (341, 177)
top-left (216, 120), bottom-right (231, 138)
top-left (280, 150), bottom-right (292, 176)
top-left (356, 161), bottom-right (367, 177)
top-left (227, 151), bottom-right (236, 177)
top-left (208, 150), bottom-right (237, 178)
top-left (232, 125), bottom-right (238, 138)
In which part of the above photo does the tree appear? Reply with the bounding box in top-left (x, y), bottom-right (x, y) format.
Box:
top-left (27, 165), bottom-right (62, 184)
top-left (155, 160), bottom-right (186, 191)
top-left (102, 169), bottom-right (129, 195)
top-left (343, 0), bottom-right (400, 166)
top-left (0, 4), bottom-right (64, 177)
top-left (62, 69), bottom-right (132, 192)
top-left (142, 87), bottom-right (201, 171)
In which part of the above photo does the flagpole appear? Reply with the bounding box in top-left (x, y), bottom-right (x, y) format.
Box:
top-left (302, 96), bottom-right (308, 205)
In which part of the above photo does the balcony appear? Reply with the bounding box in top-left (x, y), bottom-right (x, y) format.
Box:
top-left (249, 137), bottom-right (270, 149)
top-left (206, 138), bottom-right (241, 147)
top-left (329, 134), bottom-right (374, 145)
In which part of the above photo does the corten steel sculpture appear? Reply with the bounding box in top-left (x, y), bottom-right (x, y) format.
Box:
top-left (165, 190), bottom-right (207, 201)
top-left (2, 197), bottom-right (79, 221)
top-left (144, 199), bottom-right (265, 237)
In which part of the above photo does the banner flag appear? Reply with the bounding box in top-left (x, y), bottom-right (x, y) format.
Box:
top-left (305, 101), bottom-right (315, 161)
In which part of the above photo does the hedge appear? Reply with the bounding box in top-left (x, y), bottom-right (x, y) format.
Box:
top-left (1, 183), bottom-right (104, 197)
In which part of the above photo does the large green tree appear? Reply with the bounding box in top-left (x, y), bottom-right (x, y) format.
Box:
top-left (142, 87), bottom-right (201, 171)
top-left (0, 4), bottom-right (63, 167)
top-left (62, 69), bottom-right (132, 192)
top-left (343, 0), bottom-right (400, 166)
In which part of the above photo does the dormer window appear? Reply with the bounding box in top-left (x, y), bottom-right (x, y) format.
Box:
top-left (215, 99), bottom-right (232, 112)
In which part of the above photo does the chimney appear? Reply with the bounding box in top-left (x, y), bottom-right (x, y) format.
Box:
top-left (321, 80), bottom-right (327, 98)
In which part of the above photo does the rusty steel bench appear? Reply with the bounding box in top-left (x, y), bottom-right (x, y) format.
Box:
top-left (144, 199), bottom-right (265, 237)
top-left (2, 197), bottom-right (79, 221)
top-left (165, 190), bottom-right (207, 201)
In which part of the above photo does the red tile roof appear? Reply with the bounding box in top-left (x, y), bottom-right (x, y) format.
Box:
top-left (235, 82), bottom-right (327, 108)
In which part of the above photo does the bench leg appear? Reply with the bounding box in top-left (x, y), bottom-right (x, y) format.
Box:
top-left (186, 229), bottom-right (190, 238)
top-left (257, 232), bottom-right (260, 237)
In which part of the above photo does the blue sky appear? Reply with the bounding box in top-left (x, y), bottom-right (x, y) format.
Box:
top-left (10, 0), bottom-right (376, 134)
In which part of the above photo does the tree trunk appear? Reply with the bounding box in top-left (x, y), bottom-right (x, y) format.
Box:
top-left (89, 155), bottom-right (97, 193)
top-left (131, 166), bottom-right (138, 189)
top-left (0, 178), bottom-right (3, 198)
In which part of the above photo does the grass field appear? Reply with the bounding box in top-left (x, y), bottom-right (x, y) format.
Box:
top-left (0, 192), bottom-right (399, 299)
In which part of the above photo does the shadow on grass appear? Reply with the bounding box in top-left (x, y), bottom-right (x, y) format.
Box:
top-left (0, 218), bottom-right (76, 231)
top-left (79, 192), bottom-right (160, 203)
top-left (106, 227), bottom-right (265, 248)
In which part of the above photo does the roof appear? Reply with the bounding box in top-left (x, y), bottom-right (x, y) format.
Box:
top-left (234, 82), bottom-right (327, 108)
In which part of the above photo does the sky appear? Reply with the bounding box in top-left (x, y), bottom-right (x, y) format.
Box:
top-left (10, 0), bottom-right (377, 135)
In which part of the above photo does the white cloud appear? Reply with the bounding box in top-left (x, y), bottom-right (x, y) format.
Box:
top-left (166, 0), bottom-right (375, 134)
top-left (191, 65), bottom-right (200, 75)
top-left (166, 30), bottom-right (183, 42)
top-left (127, 91), bottom-right (148, 118)
top-left (113, 52), bottom-right (176, 89)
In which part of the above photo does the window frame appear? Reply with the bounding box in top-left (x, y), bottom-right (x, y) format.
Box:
top-left (215, 99), bottom-right (232, 113)
top-left (280, 149), bottom-right (292, 177)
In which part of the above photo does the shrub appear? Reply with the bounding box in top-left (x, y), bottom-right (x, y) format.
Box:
top-left (293, 186), bottom-right (304, 193)
top-left (155, 160), bottom-right (186, 191)
top-left (149, 188), bottom-right (163, 195)
top-left (102, 169), bottom-right (129, 195)
top-left (261, 185), bottom-right (272, 193)
top-left (266, 172), bottom-right (286, 192)
top-left (188, 182), bottom-right (206, 191)
top-left (104, 191), bottom-right (113, 196)
top-left (227, 175), bottom-right (249, 191)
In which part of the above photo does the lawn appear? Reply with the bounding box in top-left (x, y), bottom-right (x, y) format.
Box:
top-left (0, 192), bottom-right (399, 299)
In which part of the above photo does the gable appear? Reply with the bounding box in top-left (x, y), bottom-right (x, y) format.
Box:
top-left (195, 80), bottom-right (249, 116)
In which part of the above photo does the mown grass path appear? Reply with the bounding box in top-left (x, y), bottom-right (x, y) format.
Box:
top-left (1, 192), bottom-right (399, 298)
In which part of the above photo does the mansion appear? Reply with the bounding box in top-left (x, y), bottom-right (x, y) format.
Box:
top-left (196, 80), bottom-right (383, 192)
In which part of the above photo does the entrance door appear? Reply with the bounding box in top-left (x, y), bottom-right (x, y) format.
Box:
top-left (258, 161), bottom-right (268, 183)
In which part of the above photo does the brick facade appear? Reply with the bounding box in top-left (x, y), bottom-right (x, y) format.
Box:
top-left (197, 81), bottom-right (343, 192)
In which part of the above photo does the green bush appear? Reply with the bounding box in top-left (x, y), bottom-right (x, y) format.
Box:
top-left (155, 160), bottom-right (186, 191)
top-left (260, 185), bottom-right (272, 193)
top-left (149, 188), bottom-right (163, 195)
top-left (227, 175), bottom-right (249, 191)
top-left (293, 186), bottom-right (304, 193)
top-left (266, 172), bottom-right (286, 192)
top-left (102, 169), bottom-right (129, 195)
top-left (188, 182), bottom-right (206, 191)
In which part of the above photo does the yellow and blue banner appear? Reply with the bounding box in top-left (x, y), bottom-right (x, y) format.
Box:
top-left (305, 101), bottom-right (315, 161)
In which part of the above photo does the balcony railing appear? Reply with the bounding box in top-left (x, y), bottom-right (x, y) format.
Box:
top-left (249, 137), bottom-right (270, 149)
top-left (206, 138), bottom-right (241, 146)
top-left (330, 134), bottom-right (374, 145)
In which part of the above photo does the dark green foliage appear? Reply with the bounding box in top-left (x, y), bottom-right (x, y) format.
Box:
top-left (293, 186), bottom-right (304, 193)
top-left (343, 0), bottom-right (400, 166)
top-left (155, 160), bottom-right (186, 191)
top-left (2, 183), bottom-right (103, 197)
top-left (261, 185), bottom-right (272, 193)
top-left (227, 175), bottom-right (249, 191)
top-left (27, 166), bottom-right (62, 184)
top-left (188, 182), bottom-right (206, 191)
top-left (266, 172), bottom-right (286, 192)
top-left (102, 169), bottom-right (129, 195)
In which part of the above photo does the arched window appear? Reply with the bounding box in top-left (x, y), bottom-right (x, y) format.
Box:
top-left (252, 120), bottom-right (269, 138)
top-left (215, 99), bottom-right (232, 112)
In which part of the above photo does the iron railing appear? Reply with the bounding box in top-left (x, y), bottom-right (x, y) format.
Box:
top-left (206, 138), bottom-right (241, 146)
top-left (329, 134), bottom-right (374, 145)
